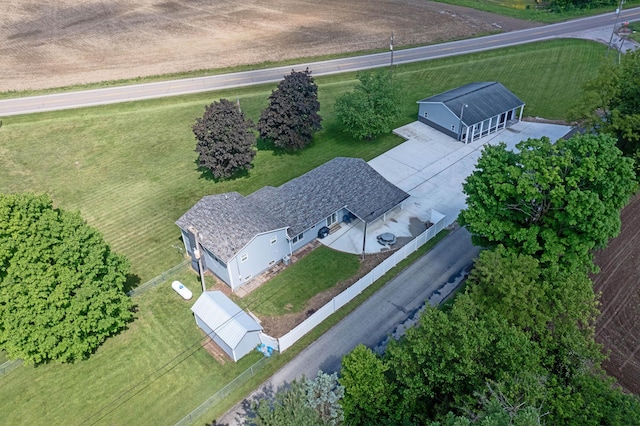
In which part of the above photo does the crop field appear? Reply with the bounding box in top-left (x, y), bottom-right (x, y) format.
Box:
top-left (0, 0), bottom-right (540, 92)
top-left (594, 193), bottom-right (640, 394)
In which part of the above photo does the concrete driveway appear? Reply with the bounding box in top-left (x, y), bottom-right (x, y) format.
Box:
top-left (369, 120), bottom-right (572, 226)
top-left (320, 121), bottom-right (571, 254)
top-left (322, 120), bottom-right (571, 255)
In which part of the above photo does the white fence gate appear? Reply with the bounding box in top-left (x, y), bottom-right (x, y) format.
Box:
top-left (278, 210), bottom-right (446, 352)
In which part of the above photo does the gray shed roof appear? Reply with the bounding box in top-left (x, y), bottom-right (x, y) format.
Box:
top-left (247, 157), bottom-right (409, 237)
top-left (176, 192), bottom-right (288, 262)
top-left (191, 291), bottom-right (262, 350)
top-left (417, 82), bottom-right (524, 126)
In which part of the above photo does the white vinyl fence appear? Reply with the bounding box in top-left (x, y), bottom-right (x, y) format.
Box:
top-left (278, 210), bottom-right (446, 352)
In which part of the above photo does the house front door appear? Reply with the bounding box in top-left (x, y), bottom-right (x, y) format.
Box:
top-left (327, 212), bottom-right (337, 226)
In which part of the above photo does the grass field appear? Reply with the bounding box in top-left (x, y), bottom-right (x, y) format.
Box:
top-left (433, 0), bottom-right (640, 23)
top-left (0, 273), bottom-right (266, 425)
top-left (0, 39), bottom-right (607, 285)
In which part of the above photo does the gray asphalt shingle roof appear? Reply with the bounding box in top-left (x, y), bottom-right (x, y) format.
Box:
top-left (417, 82), bottom-right (525, 126)
top-left (177, 158), bottom-right (409, 260)
top-left (176, 192), bottom-right (288, 263)
top-left (248, 157), bottom-right (409, 237)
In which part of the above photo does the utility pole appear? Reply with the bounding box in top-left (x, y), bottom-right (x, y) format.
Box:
top-left (189, 226), bottom-right (207, 293)
top-left (390, 31), bottom-right (394, 82)
top-left (607, 0), bottom-right (625, 57)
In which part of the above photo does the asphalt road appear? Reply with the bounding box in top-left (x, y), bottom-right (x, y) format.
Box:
top-left (2, 8), bottom-right (640, 117)
top-left (213, 227), bottom-right (480, 426)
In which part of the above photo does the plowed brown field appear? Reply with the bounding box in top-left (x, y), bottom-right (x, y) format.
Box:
top-left (594, 193), bottom-right (640, 394)
top-left (1, 0), bottom-right (538, 92)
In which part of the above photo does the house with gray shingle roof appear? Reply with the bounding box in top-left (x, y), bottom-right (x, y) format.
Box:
top-left (417, 82), bottom-right (525, 143)
top-left (176, 157), bottom-right (409, 291)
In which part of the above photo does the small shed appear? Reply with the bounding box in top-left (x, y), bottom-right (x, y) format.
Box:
top-left (417, 82), bottom-right (525, 143)
top-left (191, 291), bottom-right (262, 362)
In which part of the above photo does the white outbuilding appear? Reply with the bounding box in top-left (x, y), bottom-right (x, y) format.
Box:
top-left (417, 82), bottom-right (525, 143)
top-left (191, 291), bottom-right (262, 362)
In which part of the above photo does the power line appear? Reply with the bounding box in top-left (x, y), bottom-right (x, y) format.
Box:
top-left (78, 271), bottom-right (301, 425)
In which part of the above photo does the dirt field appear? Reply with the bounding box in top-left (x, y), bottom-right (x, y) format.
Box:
top-left (593, 193), bottom-right (640, 394)
top-left (1, 0), bottom-right (539, 92)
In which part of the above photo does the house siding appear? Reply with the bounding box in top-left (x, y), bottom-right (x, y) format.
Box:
top-left (229, 229), bottom-right (289, 291)
top-left (181, 229), bottom-right (232, 286)
top-left (201, 246), bottom-right (231, 286)
top-left (195, 314), bottom-right (235, 359)
top-left (418, 103), bottom-right (460, 138)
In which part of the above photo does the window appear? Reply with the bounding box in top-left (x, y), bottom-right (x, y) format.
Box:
top-left (292, 232), bottom-right (304, 244)
top-left (240, 253), bottom-right (248, 263)
top-left (270, 236), bottom-right (277, 245)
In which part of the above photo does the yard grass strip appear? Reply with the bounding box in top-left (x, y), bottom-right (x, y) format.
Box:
top-left (238, 247), bottom-right (360, 316)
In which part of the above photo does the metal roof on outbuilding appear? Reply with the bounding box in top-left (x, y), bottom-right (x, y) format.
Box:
top-left (417, 82), bottom-right (525, 126)
top-left (191, 291), bottom-right (262, 350)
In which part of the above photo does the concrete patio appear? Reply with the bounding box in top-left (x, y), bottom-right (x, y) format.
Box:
top-left (320, 120), bottom-right (572, 255)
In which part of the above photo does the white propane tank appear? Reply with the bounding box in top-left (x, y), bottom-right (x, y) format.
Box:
top-left (171, 280), bottom-right (193, 300)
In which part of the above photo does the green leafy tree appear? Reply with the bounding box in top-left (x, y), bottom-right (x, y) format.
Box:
top-left (466, 246), bottom-right (601, 380)
top-left (250, 371), bottom-right (343, 426)
top-left (385, 294), bottom-right (541, 423)
top-left (340, 344), bottom-right (397, 425)
top-left (193, 98), bottom-right (256, 179)
top-left (458, 133), bottom-right (636, 267)
top-left (576, 50), bottom-right (640, 162)
top-left (0, 193), bottom-right (133, 364)
top-left (335, 69), bottom-right (402, 140)
top-left (257, 68), bottom-right (322, 150)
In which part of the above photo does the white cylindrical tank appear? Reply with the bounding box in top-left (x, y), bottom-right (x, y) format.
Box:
top-left (171, 280), bottom-right (193, 300)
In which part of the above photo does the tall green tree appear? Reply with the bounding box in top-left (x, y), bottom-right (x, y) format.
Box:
top-left (257, 68), bottom-right (322, 150)
top-left (385, 294), bottom-right (542, 423)
top-left (0, 193), bottom-right (133, 364)
top-left (466, 246), bottom-right (601, 379)
top-left (339, 344), bottom-right (397, 425)
top-left (458, 133), bottom-right (636, 267)
top-left (576, 50), bottom-right (640, 163)
top-left (335, 69), bottom-right (402, 140)
top-left (192, 98), bottom-right (256, 179)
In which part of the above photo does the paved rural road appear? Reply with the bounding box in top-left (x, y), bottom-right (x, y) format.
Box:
top-left (213, 227), bottom-right (480, 426)
top-left (1, 8), bottom-right (640, 117)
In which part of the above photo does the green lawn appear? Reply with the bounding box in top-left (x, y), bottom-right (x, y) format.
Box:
top-left (236, 247), bottom-right (360, 316)
top-left (432, 0), bottom-right (640, 23)
top-left (0, 39), bottom-right (606, 284)
top-left (628, 21), bottom-right (640, 43)
top-left (0, 274), bottom-right (265, 425)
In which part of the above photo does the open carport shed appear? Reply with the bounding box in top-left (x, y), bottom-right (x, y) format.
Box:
top-left (417, 82), bottom-right (525, 143)
top-left (191, 291), bottom-right (262, 362)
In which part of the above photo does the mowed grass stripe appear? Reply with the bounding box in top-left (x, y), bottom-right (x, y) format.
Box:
top-left (0, 40), bottom-right (604, 284)
top-left (0, 39), bottom-right (607, 426)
